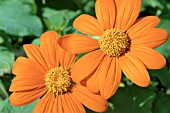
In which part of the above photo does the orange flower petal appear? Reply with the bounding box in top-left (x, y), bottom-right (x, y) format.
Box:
top-left (86, 64), bottom-right (101, 93)
top-left (10, 87), bottom-right (46, 106)
top-left (72, 85), bottom-right (108, 112)
top-left (12, 57), bottom-right (46, 76)
top-left (119, 53), bottom-right (150, 87)
top-left (33, 92), bottom-right (54, 113)
top-left (73, 14), bottom-right (104, 36)
top-left (115, 0), bottom-right (141, 31)
top-left (127, 16), bottom-right (161, 38)
top-left (99, 56), bottom-right (121, 99)
top-left (95, 0), bottom-right (116, 29)
top-left (62, 93), bottom-right (85, 113)
top-left (40, 31), bottom-right (59, 68)
top-left (58, 34), bottom-right (99, 54)
top-left (71, 50), bottom-right (104, 83)
top-left (130, 47), bottom-right (166, 69)
top-left (59, 47), bottom-right (77, 70)
top-left (23, 44), bottom-right (48, 71)
top-left (9, 76), bottom-right (45, 92)
top-left (115, 0), bottom-right (123, 9)
top-left (53, 95), bottom-right (63, 113)
top-left (52, 98), bottom-right (58, 113)
top-left (131, 28), bottom-right (168, 48)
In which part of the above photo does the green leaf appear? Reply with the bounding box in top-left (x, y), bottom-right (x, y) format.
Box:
top-left (42, 7), bottom-right (80, 34)
top-left (152, 93), bottom-right (170, 113)
top-left (31, 38), bottom-right (40, 45)
top-left (0, 47), bottom-right (14, 76)
top-left (158, 18), bottom-right (170, 31)
top-left (109, 85), bottom-right (156, 113)
top-left (0, 32), bottom-right (12, 49)
top-left (0, 36), bottom-right (4, 44)
top-left (149, 67), bottom-right (170, 88)
top-left (0, 80), bottom-right (8, 99)
top-left (0, 0), bottom-right (42, 37)
top-left (10, 100), bottom-right (38, 113)
top-left (156, 19), bottom-right (170, 59)
top-left (141, 0), bottom-right (164, 12)
top-left (0, 99), bottom-right (38, 113)
top-left (0, 99), bottom-right (10, 112)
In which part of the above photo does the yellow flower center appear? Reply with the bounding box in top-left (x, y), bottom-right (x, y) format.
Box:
top-left (99, 28), bottom-right (130, 57)
top-left (45, 66), bottom-right (71, 95)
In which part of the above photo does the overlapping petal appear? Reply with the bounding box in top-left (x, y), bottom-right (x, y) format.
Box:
top-left (99, 56), bottom-right (121, 99)
top-left (86, 64), bottom-right (101, 93)
top-left (71, 50), bottom-right (105, 83)
top-left (119, 53), bottom-right (150, 87)
top-left (129, 47), bottom-right (166, 69)
top-left (115, 0), bottom-right (123, 9)
top-left (12, 57), bottom-right (46, 76)
top-left (9, 76), bottom-right (45, 92)
top-left (59, 47), bottom-right (77, 70)
top-left (62, 93), bottom-right (86, 113)
top-left (10, 87), bottom-right (46, 106)
top-left (73, 14), bottom-right (104, 36)
top-left (130, 28), bottom-right (168, 48)
top-left (115, 0), bottom-right (141, 31)
top-left (33, 92), bottom-right (54, 113)
top-left (72, 85), bottom-right (108, 112)
top-left (58, 34), bottom-right (99, 54)
top-left (40, 31), bottom-right (59, 68)
top-left (127, 16), bottom-right (161, 38)
top-left (23, 44), bottom-right (48, 71)
top-left (95, 0), bottom-right (116, 29)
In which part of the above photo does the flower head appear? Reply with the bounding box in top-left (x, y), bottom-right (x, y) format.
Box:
top-left (9, 31), bottom-right (108, 113)
top-left (58, 0), bottom-right (168, 99)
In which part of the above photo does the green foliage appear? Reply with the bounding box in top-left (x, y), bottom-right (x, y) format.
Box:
top-left (149, 67), bottom-right (170, 89)
top-left (42, 7), bottom-right (80, 35)
top-left (110, 86), bottom-right (156, 113)
top-left (0, 80), bottom-right (8, 100)
top-left (0, 0), bottom-right (170, 113)
top-left (0, 0), bottom-right (42, 37)
top-left (86, 85), bottom-right (156, 113)
top-left (0, 47), bottom-right (14, 76)
top-left (156, 19), bottom-right (170, 61)
top-left (153, 93), bottom-right (170, 113)
top-left (0, 99), bottom-right (38, 113)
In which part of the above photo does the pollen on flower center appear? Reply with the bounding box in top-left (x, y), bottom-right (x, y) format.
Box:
top-left (45, 66), bottom-right (71, 95)
top-left (99, 28), bottom-right (130, 57)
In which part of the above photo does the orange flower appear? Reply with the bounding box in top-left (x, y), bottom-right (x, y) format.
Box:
top-left (58, 0), bottom-right (168, 99)
top-left (9, 31), bottom-right (108, 113)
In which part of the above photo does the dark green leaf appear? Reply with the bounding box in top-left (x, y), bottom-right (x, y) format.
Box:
top-left (43, 0), bottom-right (78, 10)
top-left (141, 0), bottom-right (164, 12)
top-left (158, 18), bottom-right (170, 33)
top-left (156, 19), bottom-right (170, 59)
top-left (109, 85), bottom-right (156, 113)
top-left (152, 93), bottom-right (170, 113)
top-left (149, 67), bottom-right (170, 88)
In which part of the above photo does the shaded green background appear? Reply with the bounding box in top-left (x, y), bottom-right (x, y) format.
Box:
top-left (0, 0), bottom-right (170, 112)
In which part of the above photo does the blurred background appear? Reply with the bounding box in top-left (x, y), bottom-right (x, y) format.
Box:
top-left (0, 0), bottom-right (170, 113)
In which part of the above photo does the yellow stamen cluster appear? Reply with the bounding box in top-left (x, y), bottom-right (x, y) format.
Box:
top-left (45, 66), bottom-right (71, 95)
top-left (99, 28), bottom-right (130, 57)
